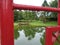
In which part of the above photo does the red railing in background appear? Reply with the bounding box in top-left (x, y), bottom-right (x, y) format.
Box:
top-left (0, 0), bottom-right (60, 45)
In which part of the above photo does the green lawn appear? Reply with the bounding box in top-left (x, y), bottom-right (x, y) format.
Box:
top-left (29, 20), bottom-right (57, 27)
top-left (14, 20), bottom-right (57, 27)
top-left (14, 23), bottom-right (18, 25)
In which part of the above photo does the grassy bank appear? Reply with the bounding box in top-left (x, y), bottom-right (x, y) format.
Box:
top-left (29, 20), bottom-right (57, 27)
top-left (14, 20), bottom-right (57, 27)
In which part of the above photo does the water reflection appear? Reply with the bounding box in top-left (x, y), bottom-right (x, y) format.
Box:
top-left (14, 30), bottom-right (20, 40)
top-left (14, 25), bottom-right (45, 45)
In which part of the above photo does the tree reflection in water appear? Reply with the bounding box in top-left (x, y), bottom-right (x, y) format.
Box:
top-left (14, 25), bottom-right (20, 39)
top-left (14, 25), bottom-right (45, 45)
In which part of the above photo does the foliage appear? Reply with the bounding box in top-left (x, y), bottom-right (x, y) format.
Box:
top-left (40, 0), bottom-right (49, 23)
top-left (14, 10), bottom-right (23, 22)
top-left (49, 0), bottom-right (58, 19)
top-left (14, 10), bottom-right (19, 21)
top-left (42, 0), bottom-right (49, 6)
top-left (40, 0), bottom-right (58, 22)
top-left (49, 0), bottom-right (58, 8)
top-left (14, 10), bottom-right (37, 22)
top-left (14, 25), bottom-right (19, 39)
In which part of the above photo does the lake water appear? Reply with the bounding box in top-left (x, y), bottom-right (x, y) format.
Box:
top-left (14, 25), bottom-right (59, 45)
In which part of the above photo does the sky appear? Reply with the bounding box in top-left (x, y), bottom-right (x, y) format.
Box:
top-left (13, 0), bottom-right (53, 6)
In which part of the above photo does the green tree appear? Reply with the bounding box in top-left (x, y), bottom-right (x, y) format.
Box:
top-left (41, 0), bottom-right (58, 21)
top-left (18, 10), bottom-right (23, 20)
top-left (14, 10), bottom-right (23, 22)
top-left (22, 10), bottom-right (37, 20)
top-left (41, 0), bottom-right (49, 23)
top-left (50, 0), bottom-right (57, 8)
top-left (42, 0), bottom-right (49, 6)
top-left (49, 0), bottom-right (58, 21)
top-left (14, 10), bottom-right (19, 22)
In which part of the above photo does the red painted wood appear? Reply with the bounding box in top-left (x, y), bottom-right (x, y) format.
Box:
top-left (58, 0), bottom-right (60, 25)
top-left (52, 31), bottom-right (59, 42)
top-left (52, 0), bottom-right (60, 43)
top-left (13, 3), bottom-right (60, 12)
top-left (45, 27), bottom-right (53, 45)
top-left (0, 0), bottom-right (2, 45)
top-left (45, 26), bottom-right (60, 45)
top-left (0, 0), bottom-right (60, 45)
top-left (0, 0), bottom-right (14, 45)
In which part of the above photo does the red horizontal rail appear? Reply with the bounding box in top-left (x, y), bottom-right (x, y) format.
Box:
top-left (13, 3), bottom-right (60, 12)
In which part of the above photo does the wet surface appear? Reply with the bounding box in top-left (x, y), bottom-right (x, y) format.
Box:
top-left (14, 25), bottom-right (45, 45)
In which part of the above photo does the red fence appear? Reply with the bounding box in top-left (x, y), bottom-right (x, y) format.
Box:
top-left (0, 0), bottom-right (60, 45)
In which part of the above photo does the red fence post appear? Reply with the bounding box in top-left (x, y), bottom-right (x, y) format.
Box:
top-left (0, 0), bottom-right (2, 45)
top-left (45, 26), bottom-right (60, 45)
top-left (58, 0), bottom-right (60, 25)
top-left (45, 27), bottom-right (53, 45)
top-left (0, 0), bottom-right (14, 45)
